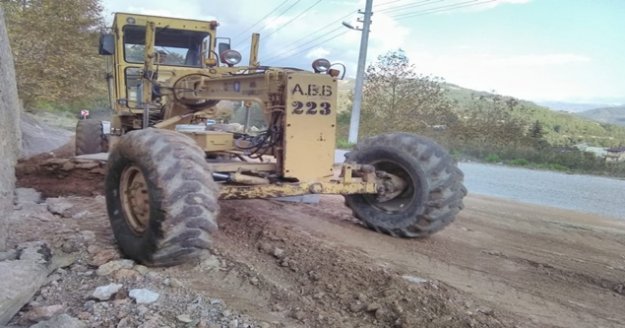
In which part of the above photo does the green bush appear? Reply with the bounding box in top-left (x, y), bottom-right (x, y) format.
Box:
top-left (485, 153), bottom-right (501, 163)
top-left (508, 158), bottom-right (529, 166)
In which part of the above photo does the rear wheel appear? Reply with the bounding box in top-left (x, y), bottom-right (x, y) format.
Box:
top-left (105, 128), bottom-right (219, 266)
top-left (75, 119), bottom-right (104, 155)
top-left (345, 133), bottom-right (466, 237)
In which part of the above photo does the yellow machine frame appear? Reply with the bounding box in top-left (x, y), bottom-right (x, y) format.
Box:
top-left (102, 12), bottom-right (379, 199)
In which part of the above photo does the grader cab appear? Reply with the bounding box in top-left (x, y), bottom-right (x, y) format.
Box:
top-left (80, 12), bottom-right (466, 266)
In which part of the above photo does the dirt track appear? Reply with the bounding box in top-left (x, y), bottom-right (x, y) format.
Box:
top-left (15, 161), bottom-right (625, 327)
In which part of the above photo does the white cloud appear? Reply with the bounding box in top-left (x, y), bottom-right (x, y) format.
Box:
top-left (306, 47), bottom-right (331, 60)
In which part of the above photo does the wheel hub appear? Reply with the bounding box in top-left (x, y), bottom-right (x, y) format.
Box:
top-left (120, 165), bottom-right (150, 235)
top-left (366, 160), bottom-right (416, 213)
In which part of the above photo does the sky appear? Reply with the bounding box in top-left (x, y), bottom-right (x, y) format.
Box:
top-left (101, 0), bottom-right (625, 105)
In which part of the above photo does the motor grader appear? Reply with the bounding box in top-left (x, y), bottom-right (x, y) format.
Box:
top-left (81, 12), bottom-right (466, 266)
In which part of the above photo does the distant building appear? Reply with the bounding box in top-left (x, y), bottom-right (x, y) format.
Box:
top-left (606, 146), bottom-right (625, 163)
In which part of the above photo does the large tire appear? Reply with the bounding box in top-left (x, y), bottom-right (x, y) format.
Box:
top-left (345, 133), bottom-right (466, 237)
top-left (75, 119), bottom-right (104, 155)
top-left (105, 128), bottom-right (219, 266)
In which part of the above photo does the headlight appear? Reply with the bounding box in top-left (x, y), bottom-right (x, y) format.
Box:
top-left (221, 49), bottom-right (242, 66)
top-left (312, 58), bottom-right (331, 73)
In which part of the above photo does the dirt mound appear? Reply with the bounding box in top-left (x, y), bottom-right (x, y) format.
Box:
top-left (16, 156), bottom-right (105, 197)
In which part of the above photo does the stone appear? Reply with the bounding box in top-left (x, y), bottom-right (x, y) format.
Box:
top-left (401, 275), bottom-right (428, 284)
top-left (92, 283), bottom-right (123, 301)
top-left (60, 161), bottom-right (76, 171)
top-left (46, 198), bottom-right (73, 216)
top-left (272, 247), bottom-right (285, 259)
top-left (228, 319), bottom-right (238, 328)
top-left (0, 249), bottom-right (18, 261)
top-left (198, 255), bottom-right (221, 271)
top-left (23, 304), bottom-right (64, 322)
top-left (76, 162), bottom-right (99, 170)
top-left (113, 269), bottom-right (141, 281)
top-left (349, 301), bottom-right (364, 312)
top-left (176, 314), bottom-right (193, 323)
top-left (134, 265), bottom-right (150, 275)
top-left (72, 210), bottom-right (91, 220)
top-left (29, 314), bottom-right (86, 328)
top-left (366, 302), bottom-right (381, 312)
top-left (129, 289), bottom-right (159, 304)
top-left (80, 230), bottom-right (96, 243)
top-left (257, 242), bottom-right (273, 254)
top-left (97, 259), bottom-right (134, 276)
top-left (14, 188), bottom-right (42, 204)
top-left (90, 249), bottom-right (119, 267)
top-left (0, 242), bottom-right (55, 325)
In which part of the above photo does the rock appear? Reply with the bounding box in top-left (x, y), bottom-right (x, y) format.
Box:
top-left (134, 265), bottom-right (150, 275)
top-left (92, 283), bottom-right (123, 301)
top-left (366, 302), bottom-right (381, 312)
top-left (76, 162), bottom-right (99, 170)
top-left (96, 259), bottom-right (134, 276)
top-left (76, 311), bottom-right (91, 321)
top-left (60, 161), bottom-right (76, 171)
top-left (198, 255), bottom-right (220, 271)
top-left (89, 249), bottom-right (119, 267)
top-left (46, 198), bottom-right (73, 216)
top-left (0, 249), bottom-right (18, 261)
top-left (292, 310), bottom-right (306, 320)
top-left (272, 247), bottom-right (285, 259)
top-left (176, 314), bottom-right (193, 323)
top-left (228, 319), bottom-right (238, 328)
top-left (401, 275), bottom-right (428, 284)
top-left (113, 269), bottom-right (141, 281)
top-left (29, 314), bottom-right (86, 328)
top-left (349, 301), bottom-right (364, 312)
top-left (15, 188), bottom-right (42, 204)
top-left (23, 304), bottom-right (64, 322)
top-left (129, 289), bottom-right (159, 304)
top-left (257, 242), bottom-right (273, 254)
top-left (80, 230), bottom-right (96, 243)
top-left (0, 242), bottom-right (55, 325)
top-left (249, 277), bottom-right (259, 286)
top-left (61, 239), bottom-right (80, 253)
top-left (478, 308), bottom-right (495, 316)
top-left (72, 210), bottom-right (90, 219)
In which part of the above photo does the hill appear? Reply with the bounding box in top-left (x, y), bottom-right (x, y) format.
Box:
top-left (337, 80), bottom-right (625, 148)
top-left (576, 105), bottom-right (625, 126)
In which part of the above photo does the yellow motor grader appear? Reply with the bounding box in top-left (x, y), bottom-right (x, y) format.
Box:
top-left (81, 12), bottom-right (466, 266)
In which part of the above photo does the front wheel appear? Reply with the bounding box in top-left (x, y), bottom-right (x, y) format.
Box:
top-left (345, 133), bottom-right (466, 238)
top-left (105, 128), bottom-right (219, 266)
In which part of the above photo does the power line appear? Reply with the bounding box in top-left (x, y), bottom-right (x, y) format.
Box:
top-left (377, 0), bottom-right (445, 14)
top-left (263, 29), bottom-right (349, 65)
top-left (263, 0), bottom-right (324, 39)
top-left (262, 26), bottom-right (344, 62)
top-left (233, 0), bottom-right (303, 48)
top-left (232, 0), bottom-right (291, 41)
top-left (262, 9), bottom-right (357, 60)
top-left (392, 0), bottom-right (496, 20)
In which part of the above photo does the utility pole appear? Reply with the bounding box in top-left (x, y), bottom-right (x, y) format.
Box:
top-left (346, 0), bottom-right (373, 144)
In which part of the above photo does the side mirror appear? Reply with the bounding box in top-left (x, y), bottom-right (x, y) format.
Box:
top-left (218, 42), bottom-right (230, 64)
top-left (99, 34), bottom-right (115, 55)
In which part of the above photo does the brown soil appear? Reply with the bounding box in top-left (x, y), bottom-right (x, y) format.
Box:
top-left (14, 158), bottom-right (625, 328)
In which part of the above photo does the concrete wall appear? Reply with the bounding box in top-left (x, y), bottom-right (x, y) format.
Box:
top-left (0, 8), bottom-right (21, 251)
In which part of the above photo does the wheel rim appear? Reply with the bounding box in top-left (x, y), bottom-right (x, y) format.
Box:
top-left (120, 165), bottom-right (150, 235)
top-left (364, 160), bottom-right (417, 213)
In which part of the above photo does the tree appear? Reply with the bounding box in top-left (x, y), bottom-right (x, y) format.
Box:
top-left (360, 50), bottom-right (457, 136)
top-left (1, 0), bottom-right (105, 109)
